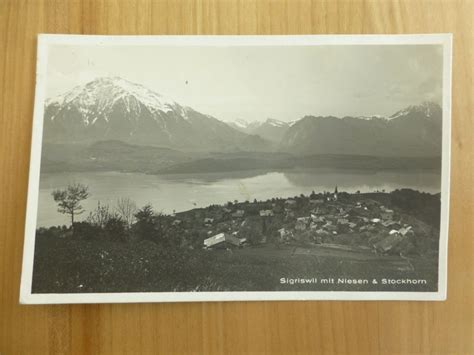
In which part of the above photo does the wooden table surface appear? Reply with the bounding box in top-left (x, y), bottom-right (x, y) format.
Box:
top-left (0, 1), bottom-right (472, 354)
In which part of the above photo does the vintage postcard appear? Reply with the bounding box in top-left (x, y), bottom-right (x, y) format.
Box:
top-left (20, 34), bottom-right (452, 304)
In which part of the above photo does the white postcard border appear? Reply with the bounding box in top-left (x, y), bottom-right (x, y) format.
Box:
top-left (20, 34), bottom-right (452, 304)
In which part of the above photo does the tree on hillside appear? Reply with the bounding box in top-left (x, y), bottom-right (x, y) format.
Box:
top-left (133, 204), bottom-right (156, 241)
top-left (52, 183), bottom-right (90, 231)
top-left (116, 197), bottom-right (138, 228)
top-left (87, 201), bottom-right (113, 228)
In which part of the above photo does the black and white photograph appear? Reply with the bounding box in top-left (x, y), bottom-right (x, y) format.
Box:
top-left (20, 34), bottom-right (452, 303)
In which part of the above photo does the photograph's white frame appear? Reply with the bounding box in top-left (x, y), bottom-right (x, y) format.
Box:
top-left (20, 34), bottom-right (452, 304)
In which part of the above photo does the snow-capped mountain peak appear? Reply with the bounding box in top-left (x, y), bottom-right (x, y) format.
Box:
top-left (42, 77), bottom-right (271, 152)
top-left (227, 118), bottom-right (289, 130)
top-left (46, 77), bottom-right (183, 124)
top-left (355, 114), bottom-right (387, 121)
top-left (389, 101), bottom-right (442, 120)
top-left (232, 118), bottom-right (252, 129)
top-left (264, 118), bottom-right (289, 127)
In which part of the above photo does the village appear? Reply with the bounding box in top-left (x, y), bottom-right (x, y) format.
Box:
top-left (32, 187), bottom-right (441, 294)
top-left (169, 188), bottom-right (438, 258)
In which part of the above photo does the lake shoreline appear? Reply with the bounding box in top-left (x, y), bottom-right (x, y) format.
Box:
top-left (37, 169), bottom-right (441, 227)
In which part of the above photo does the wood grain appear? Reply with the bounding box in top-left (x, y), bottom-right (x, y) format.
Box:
top-left (0, 0), bottom-right (472, 354)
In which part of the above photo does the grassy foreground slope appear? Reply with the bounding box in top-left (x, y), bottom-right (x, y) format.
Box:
top-left (32, 237), bottom-right (437, 293)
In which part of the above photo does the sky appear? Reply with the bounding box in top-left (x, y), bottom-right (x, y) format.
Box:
top-left (46, 44), bottom-right (443, 122)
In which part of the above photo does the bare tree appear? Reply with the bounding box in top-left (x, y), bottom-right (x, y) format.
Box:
top-left (87, 201), bottom-right (114, 228)
top-left (52, 183), bottom-right (90, 230)
top-left (116, 197), bottom-right (138, 228)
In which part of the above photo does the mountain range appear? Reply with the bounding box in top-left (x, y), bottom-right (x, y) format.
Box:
top-left (227, 118), bottom-right (291, 143)
top-left (280, 101), bottom-right (442, 157)
top-left (43, 77), bottom-right (268, 152)
top-left (43, 77), bottom-right (442, 157)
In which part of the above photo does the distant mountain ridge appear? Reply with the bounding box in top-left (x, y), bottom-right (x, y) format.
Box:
top-left (41, 140), bottom-right (441, 175)
top-left (279, 102), bottom-right (442, 157)
top-left (43, 77), bottom-right (442, 157)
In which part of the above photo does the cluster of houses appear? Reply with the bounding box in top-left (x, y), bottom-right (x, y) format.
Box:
top-left (277, 198), bottom-right (416, 254)
top-left (172, 188), bottom-right (418, 255)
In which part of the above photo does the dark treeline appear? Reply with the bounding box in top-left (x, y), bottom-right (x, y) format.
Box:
top-left (38, 186), bottom-right (441, 251)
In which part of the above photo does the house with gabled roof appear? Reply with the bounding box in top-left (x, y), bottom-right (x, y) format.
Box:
top-left (203, 233), bottom-right (242, 249)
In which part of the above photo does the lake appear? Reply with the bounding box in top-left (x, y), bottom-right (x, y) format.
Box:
top-left (36, 169), bottom-right (441, 227)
